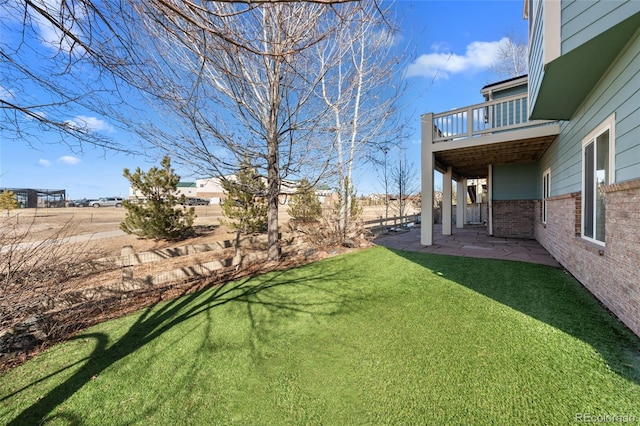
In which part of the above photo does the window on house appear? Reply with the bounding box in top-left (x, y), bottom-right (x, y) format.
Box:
top-left (542, 168), bottom-right (550, 224)
top-left (582, 114), bottom-right (615, 245)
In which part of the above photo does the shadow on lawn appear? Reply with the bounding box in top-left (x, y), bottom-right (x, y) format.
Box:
top-left (6, 257), bottom-right (362, 425)
top-left (389, 248), bottom-right (640, 386)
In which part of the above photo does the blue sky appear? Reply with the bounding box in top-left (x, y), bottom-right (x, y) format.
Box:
top-left (0, 0), bottom-right (528, 200)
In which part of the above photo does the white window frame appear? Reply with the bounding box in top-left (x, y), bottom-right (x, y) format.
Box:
top-left (581, 114), bottom-right (615, 246)
top-left (542, 168), bottom-right (551, 224)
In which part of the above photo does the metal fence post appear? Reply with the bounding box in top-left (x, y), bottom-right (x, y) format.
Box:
top-left (122, 245), bottom-right (134, 283)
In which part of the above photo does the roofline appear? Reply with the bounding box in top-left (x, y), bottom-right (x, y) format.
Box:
top-left (480, 74), bottom-right (528, 94)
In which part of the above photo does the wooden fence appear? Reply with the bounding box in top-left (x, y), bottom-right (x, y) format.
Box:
top-left (363, 213), bottom-right (421, 232)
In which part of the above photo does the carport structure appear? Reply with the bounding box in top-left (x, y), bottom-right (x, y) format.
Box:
top-left (1, 188), bottom-right (66, 208)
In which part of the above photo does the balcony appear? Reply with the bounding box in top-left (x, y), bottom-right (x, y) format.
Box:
top-left (420, 91), bottom-right (561, 246)
top-left (423, 92), bottom-right (560, 178)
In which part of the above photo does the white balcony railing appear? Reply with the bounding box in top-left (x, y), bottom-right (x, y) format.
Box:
top-left (432, 93), bottom-right (554, 143)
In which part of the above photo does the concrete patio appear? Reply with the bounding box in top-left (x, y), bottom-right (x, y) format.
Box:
top-left (374, 224), bottom-right (561, 268)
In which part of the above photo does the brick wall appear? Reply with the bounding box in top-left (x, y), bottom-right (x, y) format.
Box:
top-left (492, 200), bottom-right (536, 239)
top-left (534, 179), bottom-right (640, 337)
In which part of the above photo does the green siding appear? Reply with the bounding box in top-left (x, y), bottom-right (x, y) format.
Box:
top-left (613, 37), bottom-right (640, 183)
top-left (561, 0), bottom-right (640, 55)
top-left (540, 29), bottom-right (640, 196)
top-left (528, 0), bottom-right (544, 116)
top-left (493, 162), bottom-right (539, 201)
top-left (488, 84), bottom-right (528, 101)
top-left (529, 1), bottom-right (640, 120)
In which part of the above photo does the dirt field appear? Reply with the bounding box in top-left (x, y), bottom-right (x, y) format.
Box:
top-left (3, 205), bottom-right (233, 256)
top-left (1, 202), bottom-right (401, 297)
top-left (2, 203), bottom-right (397, 256)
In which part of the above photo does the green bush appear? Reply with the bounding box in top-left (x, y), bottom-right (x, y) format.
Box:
top-left (288, 178), bottom-right (322, 223)
top-left (220, 160), bottom-right (267, 234)
top-left (0, 190), bottom-right (18, 216)
top-left (120, 156), bottom-right (195, 240)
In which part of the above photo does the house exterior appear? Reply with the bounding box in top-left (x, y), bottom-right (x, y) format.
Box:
top-left (129, 182), bottom-right (198, 200)
top-left (176, 182), bottom-right (198, 198)
top-left (131, 176), bottom-right (329, 205)
top-left (421, 0), bottom-right (640, 337)
top-left (196, 176), bottom-right (303, 205)
top-left (195, 177), bottom-right (225, 204)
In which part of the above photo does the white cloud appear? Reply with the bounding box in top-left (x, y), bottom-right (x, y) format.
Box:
top-left (38, 159), bottom-right (51, 167)
top-left (65, 115), bottom-right (114, 133)
top-left (430, 41), bottom-right (450, 53)
top-left (407, 37), bottom-right (508, 80)
top-left (31, 0), bottom-right (86, 53)
top-left (57, 155), bottom-right (81, 165)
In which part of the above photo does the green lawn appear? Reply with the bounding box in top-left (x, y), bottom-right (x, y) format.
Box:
top-left (2, 247), bottom-right (639, 425)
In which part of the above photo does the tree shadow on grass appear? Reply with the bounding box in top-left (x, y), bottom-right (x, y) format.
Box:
top-left (5, 256), bottom-right (364, 425)
top-left (388, 248), bottom-right (640, 386)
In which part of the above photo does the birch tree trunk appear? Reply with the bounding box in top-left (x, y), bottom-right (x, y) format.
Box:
top-left (317, 1), bottom-right (407, 239)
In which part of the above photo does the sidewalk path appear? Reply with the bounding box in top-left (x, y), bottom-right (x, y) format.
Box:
top-left (1, 230), bottom-right (127, 253)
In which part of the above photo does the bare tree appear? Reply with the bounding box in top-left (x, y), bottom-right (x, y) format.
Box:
top-left (317, 1), bottom-right (408, 239)
top-left (124, 1), bottom-right (404, 257)
top-left (379, 146), bottom-right (391, 225)
top-left (1, 0), bottom-right (139, 153)
top-left (123, 2), bottom-right (348, 261)
top-left (0, 0), bottom-right (366, 153)
top-left (391, 148), bottom-right (419, 224)
top-left (490, 32), bottom-right (528, 79)
top-left (3, 1), bottom-right (399, 260)
top-left (0, 216), bottom-right (106, 345)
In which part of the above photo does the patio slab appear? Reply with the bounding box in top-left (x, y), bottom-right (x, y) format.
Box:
top-left (374, 224), bottom-right (561, 268)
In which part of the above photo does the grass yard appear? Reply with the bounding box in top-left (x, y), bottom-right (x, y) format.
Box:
top-left (1, 247), bottom-right (639, 425)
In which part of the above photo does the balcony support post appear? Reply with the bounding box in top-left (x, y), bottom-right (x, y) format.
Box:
top-left (456, 178), bottom-right (466, 228)
top-left (421, 113), bottom-right (434, 246)
top-left (488, 164), bottom-right (493, 236)
top-left (443, 166), bottom-right (453, 236)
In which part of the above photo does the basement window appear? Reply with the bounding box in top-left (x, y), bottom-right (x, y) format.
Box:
top-left (542, 168), bottom-right (550, 224)
top-left (581, 114), bottom-right (615, 245)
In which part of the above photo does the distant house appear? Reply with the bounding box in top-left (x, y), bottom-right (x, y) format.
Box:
top-left (314, 184), bottom-right (332, 204)
top-left (176, 182), bottom-right (197, 198)
top-left (195, 177), bottom-right (225, 204)
top-left (421, 1), bottom-right (640, 336)
top-left (131, 175), bottom-right (331, 205)
top-left (129, 182), bottom-right (197, 200)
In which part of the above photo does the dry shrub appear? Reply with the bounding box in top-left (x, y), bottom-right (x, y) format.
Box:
top-left (286, 213), bottom-right (373, 250)
top-left (0, 216), bottom-right (107, 337)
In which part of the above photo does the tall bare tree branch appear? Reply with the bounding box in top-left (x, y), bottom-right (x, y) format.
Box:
top-left (316, 1), bottom-right (410, 237)
top-left (2, 0), bottom-right (371, 152)
top-left (490, 32), bottom-right (528, 78)
top-left (2, 0), bottom-right (394, 260)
